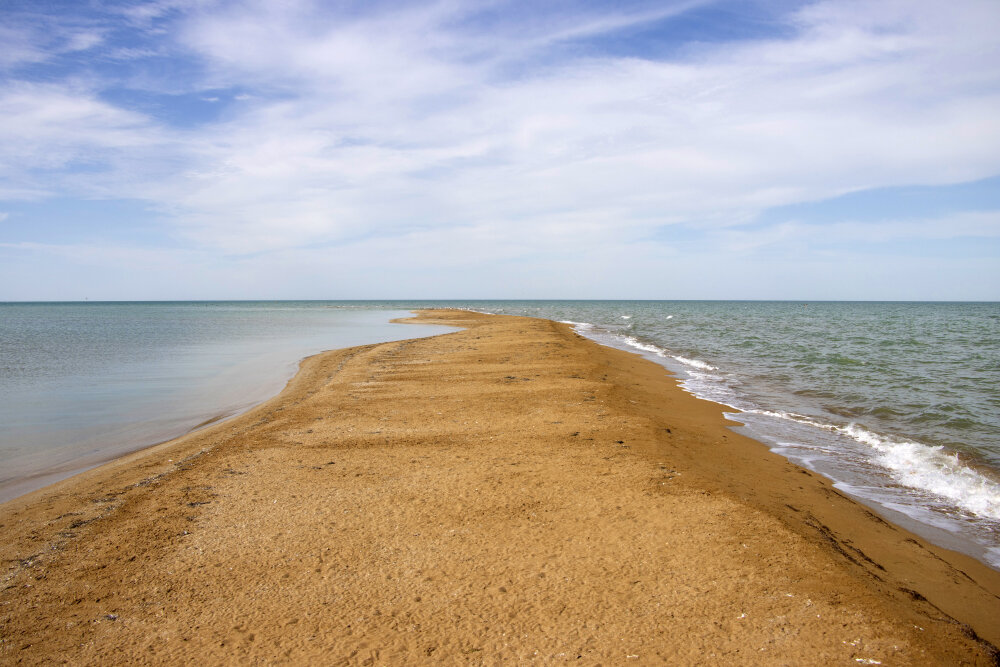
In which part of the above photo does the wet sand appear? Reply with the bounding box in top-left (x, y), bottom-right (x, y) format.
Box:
top-left (1, 310), bottom-right (998, 664)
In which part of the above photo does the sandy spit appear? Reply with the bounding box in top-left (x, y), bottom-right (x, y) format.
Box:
top-left (1, 309), bottom-right (998, 665)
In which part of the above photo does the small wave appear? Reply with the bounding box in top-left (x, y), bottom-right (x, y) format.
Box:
top-left (839, 424), bottom-right (1000, 520)
top-left (748, 409), bottom-right (834, 431)
top-left (746, 410), bottom-right (1000, 520)
top-left (559, 320), bottom-right (594, 330)
top-left (673, 356), bottom-right (718, 371)
top-left (616, 336), bottom-right (720, 372)
top-left (866, 406), bottom-right (906, 418)
top-left (801, 352), bottom-right (866, 367)
top-left (621, 315), bottom-right (631, 320)
top-left (620, 336), bottom-right (667, 357)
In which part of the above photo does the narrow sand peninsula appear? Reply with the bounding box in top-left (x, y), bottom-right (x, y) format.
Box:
top-left (1, 310), bottom-right (998, 665)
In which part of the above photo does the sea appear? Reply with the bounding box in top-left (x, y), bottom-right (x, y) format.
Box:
top-left (1, 300), bottom-right (998, 571)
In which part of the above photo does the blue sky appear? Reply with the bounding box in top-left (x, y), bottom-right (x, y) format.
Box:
top-left (1, 0), bottom-right (998, 300)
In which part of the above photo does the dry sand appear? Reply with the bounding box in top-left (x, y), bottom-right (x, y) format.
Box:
top-left (1, 309), bottom-right (998, 665)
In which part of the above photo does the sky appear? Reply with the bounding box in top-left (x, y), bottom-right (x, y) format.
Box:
top-left (1, 0), bottom-right (999, 301)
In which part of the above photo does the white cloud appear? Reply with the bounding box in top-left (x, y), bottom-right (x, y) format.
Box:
top-left (133, 0), bottom-right (999, 253)
top-left (0, 25), bottom-right (49, 69)
top-left (1, 0), bottom-right (999, 288)
top-left (717, 209), bottom-right (1000, 254)
top-left (62, 30), bottom-right (105, 53)
top-left (0, 82), bottom-right (170, 199)
top-left (0, 11), bottom-right (106, 70)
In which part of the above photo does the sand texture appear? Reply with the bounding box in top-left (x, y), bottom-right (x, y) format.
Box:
top-left (1, 310), bottom-right (998, 665)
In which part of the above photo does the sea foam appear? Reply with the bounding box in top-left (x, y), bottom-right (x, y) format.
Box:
top-left (618, 336), bottom-right (718, 370)
top-left (840, 423), bottom-right (1000, 521)
top-left (748, 408), bottom-right (1000, 521)
top-left (559, 320), bottom-right (594, 330)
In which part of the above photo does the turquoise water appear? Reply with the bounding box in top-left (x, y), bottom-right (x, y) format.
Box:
top-left (0, 302), bottom-right (454, 502)
top-left (2, 300), bottom-right (998, 569)
top-left (452, 301), bottom-right (1000, 569)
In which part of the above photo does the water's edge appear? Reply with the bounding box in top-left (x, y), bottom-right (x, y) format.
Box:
top-left (0, 309), bottom-right (459, 504)
top-left (527, 312), bottom-right (1000, 572)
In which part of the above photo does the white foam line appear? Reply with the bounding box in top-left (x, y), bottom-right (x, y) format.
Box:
top-left (673, 355), bottom-right (717, 371)
top-left (620, 335), bottom-right (667, 357)
top-left (840, 423), bottom-right (1000, 521)
top-left (748, 409), bottom-right (1000, 521)
top-left (615, 336), bottom-right (720, 372)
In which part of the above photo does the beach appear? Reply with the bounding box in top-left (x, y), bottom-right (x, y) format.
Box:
top-left (1, 309), bottom-right (998, 664)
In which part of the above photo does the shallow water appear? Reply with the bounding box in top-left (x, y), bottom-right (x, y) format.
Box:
top-left (0, 302), bottom-right (454, 502)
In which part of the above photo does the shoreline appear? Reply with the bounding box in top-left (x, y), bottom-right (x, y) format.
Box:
top-left (0, 409), bottom-right (247, 507)
top-left (524, 311), bottom-right (1000, 571)
top-left (0, 306), bottom-right (456, 505)
top-left (561, 320), bottom-right (1000, 572)
top-left (1, 309), bottom-right (998, 663)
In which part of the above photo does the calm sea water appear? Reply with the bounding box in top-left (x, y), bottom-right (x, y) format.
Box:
top-left (453, 301), bottom-right (1000, 570)
top-left (2, 300), bottom-right (998, 570)
top-left (0, 302), bottom-right (454, 502)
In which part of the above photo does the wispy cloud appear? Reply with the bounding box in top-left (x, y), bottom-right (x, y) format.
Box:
top-left (161, 0), bottom-right (1000, 252)
top-left (0, 25), bottom-right (50, 69)
top-left (1, 0), bottom-right (999, 298)
top-left (0, 81), bottom-right (168, 199)
top-left (715, 210), bottom-right (1000, 255)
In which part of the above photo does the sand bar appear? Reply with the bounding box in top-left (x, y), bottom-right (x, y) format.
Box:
top-left (1, 310), bottom-right (998, 664)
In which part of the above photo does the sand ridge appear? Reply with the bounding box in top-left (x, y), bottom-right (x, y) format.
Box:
top-left (0, 309), bottom-right (997, 664)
